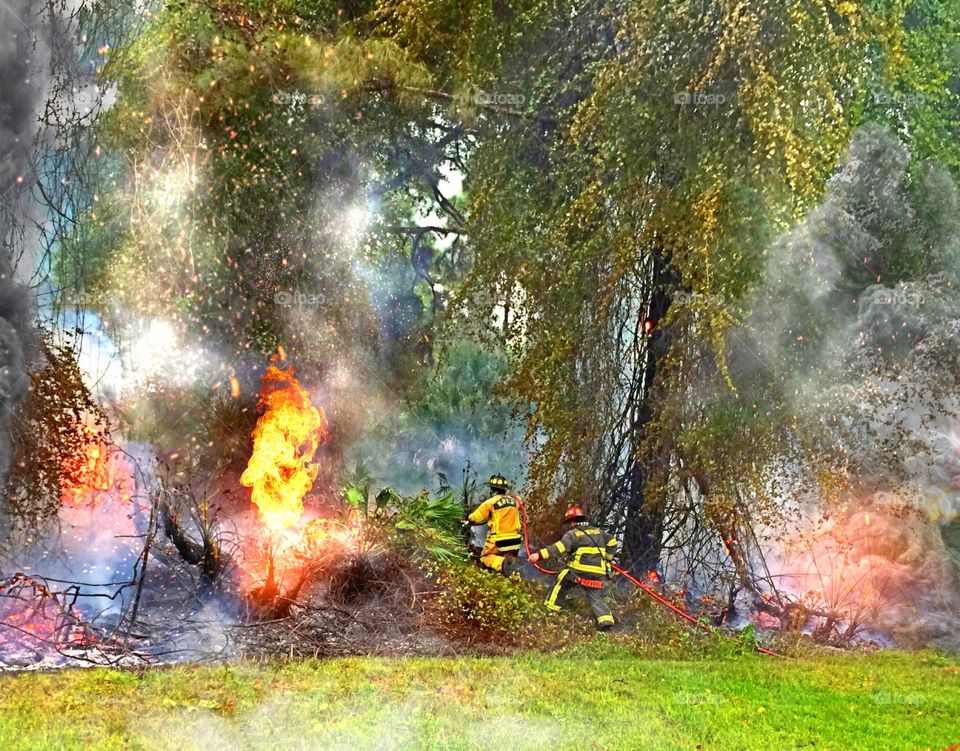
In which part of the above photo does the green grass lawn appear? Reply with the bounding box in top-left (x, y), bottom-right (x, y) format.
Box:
top-left (1, 648), bottom-right (957, 750)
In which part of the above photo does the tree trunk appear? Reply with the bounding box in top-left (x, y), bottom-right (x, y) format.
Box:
top-left (619, 256), bottom-right (672, 575)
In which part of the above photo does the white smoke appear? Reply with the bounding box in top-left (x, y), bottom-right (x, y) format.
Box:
top-left (737, 124), bottom-right (960, 645)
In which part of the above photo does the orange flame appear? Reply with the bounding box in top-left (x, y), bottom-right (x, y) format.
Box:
top-left (60, 423), bottom-right (133, 507)
top-left (300, 517), bottom-right (360, 559)
top-left (240, 355), bottom-right (328, 531)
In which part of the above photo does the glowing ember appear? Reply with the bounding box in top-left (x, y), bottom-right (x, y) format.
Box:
top-left (0, 575), bottom-right (92, 655)
top-left (240, 355), bottom-right (328, 531)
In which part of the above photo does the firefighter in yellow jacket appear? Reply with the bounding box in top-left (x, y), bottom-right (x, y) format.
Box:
top-left (528, 505), bottom-right (618, 630)
top-left (467, 475), bottom-right (523, 574)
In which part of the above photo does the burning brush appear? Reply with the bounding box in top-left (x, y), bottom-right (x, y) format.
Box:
top-left (238, 353), bottom-right (359, 617)
top-left (60, 420), bottom-right (134, 508)
top-left (156, 353), bottom-right (362, 620)
top-left (0, 573), bottom-right (127, 666)
top-left (241, 517), bottom-right (361, 618)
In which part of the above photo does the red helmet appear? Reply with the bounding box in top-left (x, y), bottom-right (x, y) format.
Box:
top-left (564, 504), bottom-right (586, 523)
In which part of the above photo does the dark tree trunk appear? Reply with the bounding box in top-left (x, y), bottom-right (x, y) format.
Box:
top-left (619, 256), bottom-right (673, 575)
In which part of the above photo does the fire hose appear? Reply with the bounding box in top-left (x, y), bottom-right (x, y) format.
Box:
top-left (514, 496), bottom-right (778, 657)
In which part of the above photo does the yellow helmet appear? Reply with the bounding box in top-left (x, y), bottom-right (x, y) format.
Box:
top-left (488, 474), bottom-right (511, 492)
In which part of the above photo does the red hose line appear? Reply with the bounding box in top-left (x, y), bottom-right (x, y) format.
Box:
top-left (515, 495), bottom-right (565, 577)
top-left (515, 496), bottom-right (777, 657)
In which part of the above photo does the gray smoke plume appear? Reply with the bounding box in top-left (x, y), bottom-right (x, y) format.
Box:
top-left (743, 124), bottom-right (960, 503)
top-left (0, 1), bottom-right (41, 188)
top-left (0, 298), bottom-right (28, 482)
top-left (0, 0), bottom-right (45, 518)
top-left (737, 124), bottom-right (960, 646)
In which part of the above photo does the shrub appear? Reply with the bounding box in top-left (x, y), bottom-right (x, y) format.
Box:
top-left (344, 483), bottom-right (468, 562)
top-left (423, 559), bottom-right (556, 646)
